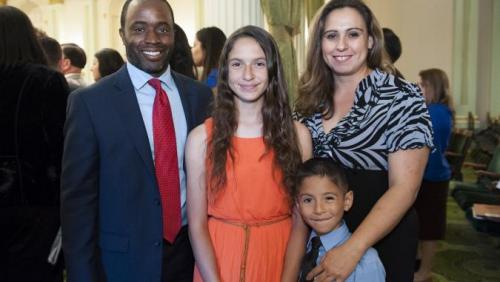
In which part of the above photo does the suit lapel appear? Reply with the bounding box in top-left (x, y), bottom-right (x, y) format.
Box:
top-left (171, 71), bottom-right (194, 131)
top-left (111, 67), bottom-right (155, 177)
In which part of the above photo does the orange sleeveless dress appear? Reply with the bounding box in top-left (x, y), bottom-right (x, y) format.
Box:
top-left (193, 119), bottom-right (292, 282)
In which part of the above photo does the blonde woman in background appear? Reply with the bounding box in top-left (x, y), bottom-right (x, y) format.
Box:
top-left (414, 68), bottom-right (454, 282)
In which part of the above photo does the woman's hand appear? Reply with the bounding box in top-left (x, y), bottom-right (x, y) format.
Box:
top-left (306, 239), bottom-right (363, 282)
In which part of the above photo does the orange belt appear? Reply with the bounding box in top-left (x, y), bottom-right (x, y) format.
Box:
top-left (210, 214), bottom-right (291, 282)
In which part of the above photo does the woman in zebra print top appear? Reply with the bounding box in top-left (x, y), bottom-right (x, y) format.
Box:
top-left (291, 1), bottom-right (433, 281)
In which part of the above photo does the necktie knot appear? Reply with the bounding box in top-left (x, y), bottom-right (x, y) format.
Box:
top-left (310, 236), bottom-right (322, 250)
top-left (148, 78), bottom-right (162, 91)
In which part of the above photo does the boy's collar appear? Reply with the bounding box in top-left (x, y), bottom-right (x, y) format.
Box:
top-left (309, 220), bottom-right (350, 250)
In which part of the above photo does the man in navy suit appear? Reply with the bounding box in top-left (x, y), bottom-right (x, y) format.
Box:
top-left (60, 1), bottom-right (212, 281)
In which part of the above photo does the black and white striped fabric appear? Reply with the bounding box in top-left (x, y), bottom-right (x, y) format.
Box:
top-left (295, 69), bottom-right (434, 171)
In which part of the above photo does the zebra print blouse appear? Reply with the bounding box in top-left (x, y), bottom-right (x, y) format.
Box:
top-left (295, 69), bottom-right (434, 171)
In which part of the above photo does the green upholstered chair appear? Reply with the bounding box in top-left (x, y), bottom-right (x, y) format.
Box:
top-left (446, 130), bottom-right (473, 181)
top-left (451, 146), bottom-right (500, 210)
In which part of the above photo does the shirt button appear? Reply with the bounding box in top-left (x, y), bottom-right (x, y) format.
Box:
top-left (154, 241), bottom-right (161, 246)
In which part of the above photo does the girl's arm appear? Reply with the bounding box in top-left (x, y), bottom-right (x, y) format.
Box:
top-left (186, 124), bottom-right (221, 282)
top-left (282, 207), bottom-right (310, 282)
top-left (308, 147), bottom-right (429, 282)
top-left (281, 122), bottom-right (313, 282)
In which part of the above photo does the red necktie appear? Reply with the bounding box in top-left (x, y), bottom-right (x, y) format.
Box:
top-left (149, 78), bottom-right (181, 243)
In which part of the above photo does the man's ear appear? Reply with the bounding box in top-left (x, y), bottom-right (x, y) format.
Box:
top-left (344, 191), bottom-right (354, 212)
top-left (60, 58), bottom-right (71, 73)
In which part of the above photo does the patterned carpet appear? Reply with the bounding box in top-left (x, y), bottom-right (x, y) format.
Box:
top-left (430, 189), bottom-right (500, 282)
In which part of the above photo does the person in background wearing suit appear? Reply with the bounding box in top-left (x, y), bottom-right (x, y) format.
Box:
top-left (60, 0), bottom-right (212, 281)
top-left (39, 34), bottom-right (64, 72)
top-left (61, 43), bottom-right (88, 91)
top-left (0, 6), bottom-right (69, 282)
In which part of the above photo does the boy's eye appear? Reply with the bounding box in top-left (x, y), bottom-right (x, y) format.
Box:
top-left (325, 196), bottom-right (336, 201)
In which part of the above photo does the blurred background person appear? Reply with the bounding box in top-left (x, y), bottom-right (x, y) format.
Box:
top-left (0, 5), bottom-right (69, 282)
top-left (414, 68), bottom-right (454, 282)
top-left (171, 23), bottom-right (198, 80)
top-left (382, 27), bottom-right (404, 79)
top-left (38, 33), bottom-right (63, 72)
top-left (90, 48), bottom-right (125, 82)
top-left (61, 43), bottom-right (87, 91)
top-left (191, 26), bottom-right (226, 90)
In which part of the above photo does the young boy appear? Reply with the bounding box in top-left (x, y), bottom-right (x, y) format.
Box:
top-left (295, 158), bottom-right (385, 282)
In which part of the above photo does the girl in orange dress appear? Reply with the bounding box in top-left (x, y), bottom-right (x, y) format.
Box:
top-left (186, 26), bottom-right (312, 282)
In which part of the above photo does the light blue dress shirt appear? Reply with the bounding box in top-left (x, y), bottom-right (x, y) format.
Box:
top-left (305, 221), bottom-right (386, 282)
top-left (126, 62), bottom-right (188, 225)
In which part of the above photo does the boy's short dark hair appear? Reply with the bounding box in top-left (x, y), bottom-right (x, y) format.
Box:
top-left (294, 158), bottom-right (349, 197)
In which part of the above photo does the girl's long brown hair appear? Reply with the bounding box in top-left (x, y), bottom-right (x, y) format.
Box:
top-left (295, 0), bottom-right (394, 119)
top-left (208, 25), bottom-right (302, 199)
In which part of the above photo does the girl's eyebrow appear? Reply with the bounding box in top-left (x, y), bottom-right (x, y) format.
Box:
top-left (228, 57), bottom-right (266, 62)
top-left (324, 27), bottom-right (364, 33)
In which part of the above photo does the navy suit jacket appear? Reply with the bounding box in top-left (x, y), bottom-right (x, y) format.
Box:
top-left (61, 66), bottom-right (212, 282)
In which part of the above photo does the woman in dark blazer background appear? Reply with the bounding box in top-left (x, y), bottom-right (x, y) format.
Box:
top-left (0, 6), bottom-right (69, 282)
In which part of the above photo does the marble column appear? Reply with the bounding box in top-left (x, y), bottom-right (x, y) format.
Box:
top-left (198, 0), bottom-right (264, 37)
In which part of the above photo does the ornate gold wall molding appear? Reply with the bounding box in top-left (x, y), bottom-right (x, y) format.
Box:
top-left (0, 0), bottom-right (7, 6)
top-left (49, 0), bottom-right (64, 4)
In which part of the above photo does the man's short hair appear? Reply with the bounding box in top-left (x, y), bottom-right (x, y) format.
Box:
top-left (61, 43), bottom-right (87, 69)
top-left (120, 0), bottom-right (175, 29)
top-left (39, 36), bottom-right (62, 70)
